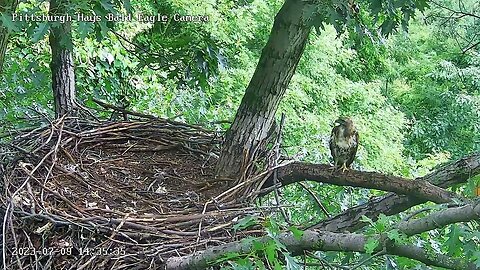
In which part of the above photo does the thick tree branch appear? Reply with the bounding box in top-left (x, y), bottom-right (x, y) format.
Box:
top-left (312, 153), bottom-right (480, 232)
top-left (270, 162), bottom-right (455, 203)
top-left (166, 198), bottom-right (480, 269)
top-left (397, 201), bottom-right (480, 235)
top-left (165, 230), bottom-right (476, 270)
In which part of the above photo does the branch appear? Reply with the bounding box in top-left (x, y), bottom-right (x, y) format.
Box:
top-left (397, 201), bottom-right (480, 235)
top-left (91, 98), bottom-right (158, 120)
top-left (463, 40), bottom-right (480, 54)
top-left (165, 230), bottom-right (476, 270)
top-left (430, 0), bottom-right (480, 20)
top-left (165, 156), bottom-right (480, 269)
top-left (312, 153), bottom-right (480, 232)
top-left (269, 162), bottom-right (455, 203)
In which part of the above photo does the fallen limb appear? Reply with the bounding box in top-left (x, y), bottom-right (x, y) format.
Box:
top-left (165, 229), bottom-right (476, 270)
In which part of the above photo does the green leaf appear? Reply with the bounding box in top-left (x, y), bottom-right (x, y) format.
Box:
top-left (380, 19), bottom-right (396, 36)
top-left (123, 0), bottom-right (132, 13)
top-left (233, 216), bottom-right (258, 231)
top-left (360, 215), bottom-right (375, 226)
top-left (252, 239), bottom-right (263, 252)
top-left (213, 251), bottom-right (241, 263)
top-left (254, 259), bottom-right (266, 270)
top-left (386, 229), bottom-right (405, 244)
top-left (264, 241), bottom-right (277, 264)
top-left (364, 238), bottom-right (379, 254)
top-left (288, 226), bottom-right (304, 241)
top-left (374, 214), bottom-right (388, 232)
top-left (1, 13), bottom-right (20, 32)
top-left (31, 22), bottom-right (49, 43)
top-left (370, 0), bottom-right (383, 14)
top-left (284, 252), bottom-right (301, 270)
top-left (265, 218), bottom-right (280, 236)
top-left (446, 224), bottom-right (462, 256)
top-left (272, 237), bottom-right (287, 251)
top-left (414, 0), bottom-right (429, 12)
top-left (100, 0), bottom-right (114, 12)
top-left (78, 21), bottom-right (93, 39)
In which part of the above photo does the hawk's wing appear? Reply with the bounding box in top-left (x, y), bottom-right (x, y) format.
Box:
top-left (329, 126), bottom-right (339, 162)
top-left (346, 131), bottom-right (359, 167)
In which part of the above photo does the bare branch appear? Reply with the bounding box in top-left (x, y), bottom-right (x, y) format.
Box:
top-left (269, 162), bottom-right (456, 203)
top-left (462, 40), bottom-right (480, 54)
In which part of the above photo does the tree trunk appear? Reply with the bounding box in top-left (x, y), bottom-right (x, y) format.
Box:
top-left (216, 0), bottom-right (312, 180)
top-left (0, 0), bottom-right (19, 74)
top-left (49, 0), bottom-right (77, 117)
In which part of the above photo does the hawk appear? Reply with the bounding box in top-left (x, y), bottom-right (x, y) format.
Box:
top-left (329, 117), bottom-right (359, 173)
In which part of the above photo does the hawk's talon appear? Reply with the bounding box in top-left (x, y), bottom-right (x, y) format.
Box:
top-left (341, 163), bottom-right (349, 173)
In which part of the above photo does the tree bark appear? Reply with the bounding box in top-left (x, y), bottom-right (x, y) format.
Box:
top-left (268, 162), bottom-right (455, 203)
top-left (166, 154), bottom-right (480, 269)
top-left (312, 153), bottom-right (480, 232)
top-left (215, 0), bottom-right (312, 180)
top-left (0, 0), bottom-right (19, 74)
top-left (49, 0), bottom-right (77, 117)
top-left (166, 230), bottom-right (477, 270)
top-left (397, 202), bottom-right (480, 236)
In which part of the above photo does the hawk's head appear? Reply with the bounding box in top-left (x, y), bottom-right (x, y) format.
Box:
top-left (334, 117), bottom-right (356, 136)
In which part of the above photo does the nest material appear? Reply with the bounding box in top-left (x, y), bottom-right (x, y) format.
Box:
top-left (1, 117), bottom-right (273, 270)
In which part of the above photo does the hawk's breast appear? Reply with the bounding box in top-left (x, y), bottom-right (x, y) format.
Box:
top-left (336, 135), bottom-right (356, 149)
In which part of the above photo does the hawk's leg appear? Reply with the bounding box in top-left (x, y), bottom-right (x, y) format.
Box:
top-left (341, 163), bottom-right (349, 173)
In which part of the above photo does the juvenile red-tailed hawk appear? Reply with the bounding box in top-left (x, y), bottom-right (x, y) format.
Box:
top-left (329, 117), bottom-right (359, 172)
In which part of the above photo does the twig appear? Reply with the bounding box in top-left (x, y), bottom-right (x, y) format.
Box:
top-left (297, 182), bottom-right (330, 218)
top-left (271, 113), bottom-right (290, 224)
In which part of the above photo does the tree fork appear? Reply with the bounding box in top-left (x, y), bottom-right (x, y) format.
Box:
top-left (215, 0), bottom-right (313, 180)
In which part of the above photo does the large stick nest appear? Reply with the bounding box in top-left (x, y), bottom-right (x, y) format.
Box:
top-left (0, 116), bottom-right (274, 269)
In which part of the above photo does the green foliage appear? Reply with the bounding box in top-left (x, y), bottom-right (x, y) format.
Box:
top-left (233, 216), bottom-right (259, 232)
top-left (288, 226), bottom-right (304, 241)
top-left (215, 218), bottom-right (296, 269)
top-left (364, 237), bottom-right (379, 254)
top-left (0, 30), bottom-right (51, 131)
top-left (445, 224), bottom-right (463, 256)
top-left (384, 19), bottom-right (480, 160)
top-left (1, 0), bottom-right (479, 268)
